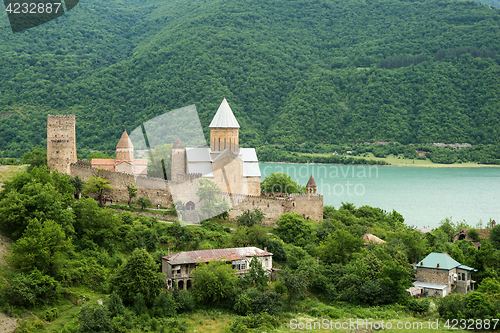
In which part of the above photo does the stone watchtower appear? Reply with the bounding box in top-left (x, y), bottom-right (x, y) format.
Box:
top-left (209, 98), bottom-right (240, 153)
top-left (171, 138), bottom-right (186, 182)
top-left (47, 115), bottom-right (77, 175)
top-left (306, 174), bottom-right (317, 194)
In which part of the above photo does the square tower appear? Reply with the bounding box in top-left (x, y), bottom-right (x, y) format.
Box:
top-left (47, 115), bottom-right (77, 175)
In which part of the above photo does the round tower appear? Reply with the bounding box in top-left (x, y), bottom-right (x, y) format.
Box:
top-left (209, 98), bottom-right (240, 153)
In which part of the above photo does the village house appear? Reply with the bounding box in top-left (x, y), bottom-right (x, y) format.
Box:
top-left (161, 247), bottom-right (273, 290)
top-left (412, 252), bottom-right (476, 298)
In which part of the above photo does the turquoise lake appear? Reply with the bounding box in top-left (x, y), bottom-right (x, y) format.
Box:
top-left (259, 163), bottom-right (500, 228)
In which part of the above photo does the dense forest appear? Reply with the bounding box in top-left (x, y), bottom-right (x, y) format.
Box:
top-left (0, 0), bottom-right (500, 158)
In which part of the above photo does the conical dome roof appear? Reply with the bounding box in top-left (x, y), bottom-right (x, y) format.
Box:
top-left (172, 138), bottom-right (185, 149)
top-left (306, 174), bottom-right (317, 188)
top-left (209, 98), bottom-right (240, 128)
top-left (116, 130), bottom-right (134, 149)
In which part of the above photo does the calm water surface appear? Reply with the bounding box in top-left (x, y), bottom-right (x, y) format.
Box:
top-left (259, 163), bottom-right (500, 228)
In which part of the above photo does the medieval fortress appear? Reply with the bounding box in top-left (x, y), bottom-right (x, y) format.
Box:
top-left (47, 100), bottom-right (323, 224)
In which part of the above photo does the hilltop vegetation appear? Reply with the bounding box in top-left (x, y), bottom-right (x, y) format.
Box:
top-left (1, 0), bottom-right (500, 158)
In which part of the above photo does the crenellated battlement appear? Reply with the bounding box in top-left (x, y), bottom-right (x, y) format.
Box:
top-left (290, 193), bottom-right (323, 199)
top-left (48, 115), bottom-right (75, 119)
top-left (171, 173), bottom-right (202, 183)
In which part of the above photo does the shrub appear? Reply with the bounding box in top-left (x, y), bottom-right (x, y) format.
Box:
top-left (174, 290), bottom-right (195, 313)
top-left (234, 289), bottom-right (283, 316)
top-left (437, 293), bottom-right (466, 319)
top-left (78, 305), bottom-right (113, 333)
top-left (16, 318), bottom-right (45, 333)
top-left (42, 308), bottom-right (59, 321)
top-left (468, 228), bottom-right (480, 242)
top-left (407, 298), bottom-right (430, 314)
top-left (7, 269), bottom-right (62, 307)
top-left (151, 292), bottom-right (177, 317)
top-left (229, 312), bottom-right (281, 332)
top-left (107, 293), bottom-right (125, 318)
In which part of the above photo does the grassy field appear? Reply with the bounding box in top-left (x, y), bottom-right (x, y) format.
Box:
top-left (0, 165), bottom-right (26, 184)
top-left (4, 295), bottom-right (475, 333)
top-left (299, 152), bottom-right (500, 168)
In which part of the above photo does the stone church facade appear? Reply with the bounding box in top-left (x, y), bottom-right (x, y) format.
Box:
top-left (91, 130), bottom-right (148, 176)
top-left (171, 98), bottom-right (261, 197)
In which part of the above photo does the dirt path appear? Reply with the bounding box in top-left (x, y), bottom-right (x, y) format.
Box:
top-left (0, 313), bottom-right (17, 333)
top-left (0, 236), bottom-right (10, 267)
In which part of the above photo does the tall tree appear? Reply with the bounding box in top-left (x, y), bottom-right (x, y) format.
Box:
top-left (20, 147), bottom-right (47, 172)
top-left (317, 229), bottom-right (364, 265)
top-left (10, 218), bottom-right (74, 276)
top-left (84, 176), bottom-right (112, 206)
top-left (70, 175), bottom-right (84, 199)
top-left (191, 259), bottom-right (238, 303)
top-left (110, 248), bottom-right (164, 305)
top-left (260, 172), bottom-right (305, 194)
top-left (126, 184), bottom-right (137, 207)
top-left (0, 168), bottom-right (75, 239)
top-left (196, 179), bottom-right (230, 219)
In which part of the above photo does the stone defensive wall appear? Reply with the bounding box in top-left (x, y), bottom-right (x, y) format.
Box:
top-left (70, 161), bottom-right (173, 206)
top-left (225, 192), bottom-right (323, 225)
top-left (70, 161), bottom-right (323, 223)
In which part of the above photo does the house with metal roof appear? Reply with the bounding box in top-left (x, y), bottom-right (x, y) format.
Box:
top-left (161, 246), bottom-right (273, 290)
top-left (171, 98), bottom-right (261, 197)
top-left (413, 252), bottom-right (476, 297)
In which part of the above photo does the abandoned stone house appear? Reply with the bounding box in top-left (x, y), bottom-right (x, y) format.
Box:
top-left (413, 252), bottom-right (476, 298)
top-left (161, 247), bottom-right (273, 290)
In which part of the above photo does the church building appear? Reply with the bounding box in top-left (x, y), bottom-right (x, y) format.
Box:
top-left (171, 98), bottom-right (261, 196)
top-left (91, 130), bottom-right (148, 176)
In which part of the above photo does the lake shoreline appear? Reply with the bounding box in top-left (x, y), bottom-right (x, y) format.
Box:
top-left (261, 160), bottom-right (500, 168)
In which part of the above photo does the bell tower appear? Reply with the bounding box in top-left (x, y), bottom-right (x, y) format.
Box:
top-left (209, 98), bottom-right (240, 153)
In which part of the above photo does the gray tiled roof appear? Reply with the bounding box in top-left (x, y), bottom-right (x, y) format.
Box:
top-left (209, 98), bottom-right (240, 128)
top-left (187, 162), bottom-right (214, 177)
top-left (240, 148), bottom-right (258, 162)
top-left (212, 149), bottom-right (241, 163)
top-left (243, 162), bottom-right (261, 177)
top-left (186, 148), bottom-right (211, 162)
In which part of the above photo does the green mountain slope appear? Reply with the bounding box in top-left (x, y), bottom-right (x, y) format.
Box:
top-left (1, 0), bottom-right (500, 156)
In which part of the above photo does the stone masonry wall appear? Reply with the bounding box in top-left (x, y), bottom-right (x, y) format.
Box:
top-left (290, 193), bottom-right (323, 221)
top-left (70, 162), bottom-right (323, 224)
top-left (227, 193), bottom-right (323, 225)
top-left (70, 163), bottom-right (173, 206)
top-left (47, 115), bottom-right (77, 174)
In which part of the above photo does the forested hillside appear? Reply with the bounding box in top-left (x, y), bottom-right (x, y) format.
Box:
top-left (1, 0), bottom-right (500, 157)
